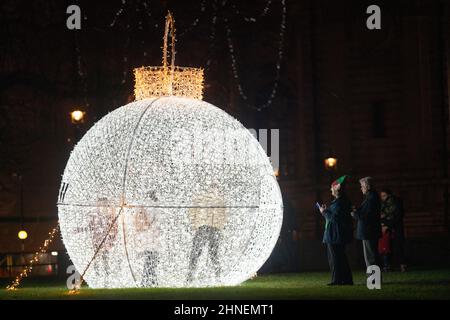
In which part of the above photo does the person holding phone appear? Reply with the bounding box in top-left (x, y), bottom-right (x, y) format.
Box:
top-left (318, 175), bottom-right (354, 286)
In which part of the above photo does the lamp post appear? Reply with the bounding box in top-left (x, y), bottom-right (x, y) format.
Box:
top-left (324, 157), bottom-right (338, 171)
top-left (18, 230), bottom-right (28, 240)
top-left (69, 109), bottom-right (86, 144)
top-left (324, 156), bottom-right (338, 184)
top-left (274, 168), bottom-right (280, 180)
top-left (70, 110), bottom-right (85, 124)
top-left (15, 174), bottom-right (27, 252)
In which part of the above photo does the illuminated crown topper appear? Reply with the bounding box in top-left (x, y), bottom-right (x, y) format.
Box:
top-left (133, 12), bottom-right (204, 100)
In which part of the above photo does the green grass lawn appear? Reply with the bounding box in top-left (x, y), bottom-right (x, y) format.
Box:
top-left (1, 268), bottom-right (449, 300)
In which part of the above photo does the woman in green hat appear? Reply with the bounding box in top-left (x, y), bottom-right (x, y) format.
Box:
top-left (318, 175), bottom-right (354, 285)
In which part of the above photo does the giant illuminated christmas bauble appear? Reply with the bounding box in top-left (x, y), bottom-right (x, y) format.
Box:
top-left (58, 96), bottom-right (283, 288)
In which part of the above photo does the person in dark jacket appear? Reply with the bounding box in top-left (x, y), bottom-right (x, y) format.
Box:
top-left (351, 177), bottom-right (382, 269)
top-left (380, 188), bottom-right (407, 272)
top-left (319, 175), bottom-right (353, 286)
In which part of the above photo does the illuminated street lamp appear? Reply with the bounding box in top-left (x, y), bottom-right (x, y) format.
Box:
top-left (274, 168), bottom-right (280, 178)
top-left (70, 110), bottom-right (85, 124)
top-left (324, 157), bottom-right (338, 171)
top-left (18, 230), bottom-right (28, 240)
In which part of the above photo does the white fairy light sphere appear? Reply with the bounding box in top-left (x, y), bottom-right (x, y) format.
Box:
top-left (58, 96), bottom-right (283, 288)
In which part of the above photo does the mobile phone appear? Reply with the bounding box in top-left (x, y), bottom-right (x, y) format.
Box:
top-left (315, 202), bottom-right (321, 210)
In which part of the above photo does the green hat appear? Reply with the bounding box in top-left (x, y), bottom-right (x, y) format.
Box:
top-left (331, 175), bottom-right (349, 189)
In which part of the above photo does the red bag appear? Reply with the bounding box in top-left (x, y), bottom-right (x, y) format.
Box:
top-left (378, 230), bottom-right (391, 254)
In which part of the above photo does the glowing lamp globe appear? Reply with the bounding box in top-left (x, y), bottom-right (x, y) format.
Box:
top-left (70, 110), bottom-right (85, 123)
top-left (18, 230), bottom-right (28, 240)
top-left (58, 96), bottom-right (283, 288)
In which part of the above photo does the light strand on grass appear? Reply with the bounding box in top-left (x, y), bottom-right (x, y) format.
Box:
top-left (6, 226), bottom-right (59, 291)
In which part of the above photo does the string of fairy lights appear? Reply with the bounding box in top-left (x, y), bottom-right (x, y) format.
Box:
top-left (109, 0), bottom-right (210, 86)
top-left (178, 0), bottom-right (208, 37)
top-left (105, 0), bottom-right (286, 110)
top-left (110, 0), bottom-right (207, 34)
top-left (74, 33), bottom-right (90, 111)
top-left (72, 0), bottom-right (286, 110)
top-left (204, 0), bottom-right (218, 70)
top-left (225, 0), bottom-right (286, 111)
top-left (230, 0), bottom-right (273, 22)
top-left (6, 226), bottom-right (60, 291)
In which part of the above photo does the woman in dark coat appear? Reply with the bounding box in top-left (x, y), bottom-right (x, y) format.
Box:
top-left (380, 188), bottom-right (406, 272)
top-left (319, 175), bottom-right (354, 286)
